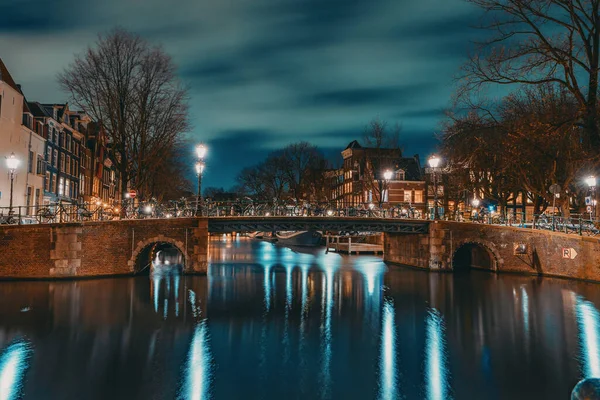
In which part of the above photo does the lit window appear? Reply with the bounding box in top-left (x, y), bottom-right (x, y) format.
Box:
top-left (58, 177), bottom-right (64, 196)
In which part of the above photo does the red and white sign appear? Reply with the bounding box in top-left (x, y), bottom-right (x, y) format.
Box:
top-left (562, 248), bottom-right (578, 260)
top-left (128, 190), bottom-right (137, 198)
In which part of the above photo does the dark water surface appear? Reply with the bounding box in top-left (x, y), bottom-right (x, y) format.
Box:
top-left (1, 237), bottom-right (600, 399)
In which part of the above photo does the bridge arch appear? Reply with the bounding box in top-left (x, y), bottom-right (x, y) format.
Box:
top-left (451, 240), bottom-right (502, 272)
top-left (129, 236), bottom-right (189, 274)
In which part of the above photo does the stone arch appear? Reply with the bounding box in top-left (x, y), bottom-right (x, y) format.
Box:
top-left (128, 235), bottom-right (189, 274)
top-left (451, 240), bottom-right (502, 272)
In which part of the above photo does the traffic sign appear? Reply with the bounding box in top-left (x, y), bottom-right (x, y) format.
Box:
top-left (562, 248), bottom-right (578, 260)
top-left (588, 205), bottom-right (593, 213)
top-left (128, 190), bottom-right (137, 198)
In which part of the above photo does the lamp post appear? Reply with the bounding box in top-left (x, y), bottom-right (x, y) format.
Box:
top-left (472, 197), bottom-right (480, 221)
top-left (6, 152), bottom-right (19, 216)
top-left (381, 170), bottom-right (393, 216)
top-left (428, 155), bottom-right (441, 220)
top-left (586, 175), bottom-right (597, 220)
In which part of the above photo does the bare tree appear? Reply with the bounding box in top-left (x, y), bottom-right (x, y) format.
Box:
top-left (58, 27), bottom-right (189, 198)
top-left (461, 0), bottom-right (600, 147)
top-left (282, 142), bottom-right (327, 201)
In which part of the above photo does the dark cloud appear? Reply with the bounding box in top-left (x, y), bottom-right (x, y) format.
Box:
top-left (0, 0), bottom-right (481, 189)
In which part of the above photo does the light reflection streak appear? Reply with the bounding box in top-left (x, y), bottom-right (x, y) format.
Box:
top-left (379, 298), bottom-right (398, 400)
top-left (174, 274), bottom-right (180, 317)
top-left (320, 264), bottom-right (335, 399)
top-left (152, 274), bottom-right (161, 312)
top-left (283, 264), bottom-right (294, 364)
top-left (576, 295), bottom-right (600, 378)
top-left (0, 340), bottom-right (32, 400)
top-left (181, 320), bottom-right (212, 400)
top-left (521, 286), bottom-right (529, 335)
top-left (264, 264), bottom-right (272, 311)
top-left (425, 309), bottom-right (451, 400)
top-left (189, 290), bottom-right (199, 319)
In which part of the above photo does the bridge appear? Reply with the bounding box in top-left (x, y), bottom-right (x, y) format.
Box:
top-left (0, 216), bottom-right (598, 282)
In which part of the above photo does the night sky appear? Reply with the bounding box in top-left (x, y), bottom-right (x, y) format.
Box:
top-left (0, 0), bottom-right (480, 189)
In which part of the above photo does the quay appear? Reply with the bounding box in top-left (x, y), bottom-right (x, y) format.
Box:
top-left (325, 234), bottom-right (384, 255)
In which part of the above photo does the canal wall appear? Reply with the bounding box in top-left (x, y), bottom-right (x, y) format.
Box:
top-left (384, 221), bottom-right (600, 282)
top-left (0, 218), bottom-right (209, 279)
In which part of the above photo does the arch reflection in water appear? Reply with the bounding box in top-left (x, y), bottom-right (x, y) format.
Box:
top-left (379, 298), bottom-right (398, 400)
top-left (0, 340), bottom-right (32, 400)
top-left (425, 308), bottom-right (451, 400)
top-left (181, 320), bottom-right (213, 400)
top-left (576, 295), bottom-right (600, 378)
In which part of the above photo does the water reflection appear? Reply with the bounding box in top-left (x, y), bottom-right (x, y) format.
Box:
top-left (379, 298), bottom-right (398, 400)
top-left (576, 295), bottom-right (600, 378)
top-left (0, 238), bottom-right (600, 399)
top-left (0, 340), bottom-right (32, 400)
top-left (181, 320), bottom-right (212, 400)
top-left (425, 309), bottom-right (451, 400)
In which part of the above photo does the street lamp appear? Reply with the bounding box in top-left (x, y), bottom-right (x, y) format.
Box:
top-left (195, 160), bottom-right (206, 215)
top-left (586, 175), bottom-right (597, 219)
top-left (6, 153), bottom-right (19, 216)
top-left (428, 155), bottom-right (441, 220)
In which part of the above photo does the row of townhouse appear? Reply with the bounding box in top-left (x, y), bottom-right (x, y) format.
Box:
top-left (0, 58), bottom-right (121, 217)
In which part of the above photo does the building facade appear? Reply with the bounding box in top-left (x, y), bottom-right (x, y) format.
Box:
top-left (0, 59), bottom-right (46, 217)
top-left (328, 140), bottom-right (427, 215)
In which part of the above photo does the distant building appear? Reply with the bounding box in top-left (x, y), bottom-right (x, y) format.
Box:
top-left (0, 59), bottom-right (46, 216)
top-left (327, 140), bottom-right (427, 215)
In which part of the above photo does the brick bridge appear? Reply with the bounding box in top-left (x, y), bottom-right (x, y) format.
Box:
top-left (0, 217), bottom-right (598, 281)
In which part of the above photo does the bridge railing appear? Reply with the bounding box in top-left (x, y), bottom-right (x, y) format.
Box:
top-left (0, 201), bottom-right (597, 236)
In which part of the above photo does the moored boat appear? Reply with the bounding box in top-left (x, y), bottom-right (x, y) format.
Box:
top-left (275, 230), bottom-right (322, 247)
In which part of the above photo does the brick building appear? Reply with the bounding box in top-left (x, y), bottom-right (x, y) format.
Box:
top-left (327, 140), bottom-right (427, 215)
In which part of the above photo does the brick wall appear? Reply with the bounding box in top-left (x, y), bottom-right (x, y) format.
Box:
top-left (0, 218), bottom-right (209, 279)
top-left (384, 221), bottom-right (600, 282)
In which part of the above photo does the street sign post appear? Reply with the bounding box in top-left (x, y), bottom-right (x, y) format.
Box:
top-left (562, 248), bottom-right (578, 260)
top-left (549, 184), bottom-right (561, 231)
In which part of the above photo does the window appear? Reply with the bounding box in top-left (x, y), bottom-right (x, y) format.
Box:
top-left (80, 174), bottom-right (85, 195)
top-left (34, 188), bottom-right (40, 214)
top-left (60, 153), bottom-right (65, 172)
top-left (26, 186), bottom-right (32, 208)
top-left (53, 149), bottom-right (58, 168)
top-left (66, 156), bottom-right (70, 175)
top-left (383, 189), bottom-right (389, 202)
top-left (58, 177), bottom-right (64, 196)
top-left (28, 151), bottom-right (34, 173)
top-left (404, 190), bottom-right (412, 203)
top-left (65, 179), bottom-right (71, 198)
top-left (51, 174), bottom-right (57, 193)
top-left (67, 136), bottom-right (71, 152)
top-left (414, 190), bottom-right (423, 203)
top-left (45, 172), bottom-right (50, 191)
top-left (36, 155), bottom-right (44, 175)
top-left (60, 133), bottom-right (65, 148)
top-left (45, 146), bottom-right (50, 162)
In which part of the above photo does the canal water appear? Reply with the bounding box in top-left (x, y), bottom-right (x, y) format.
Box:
top-left (1, 237), bottom-right (599, 399)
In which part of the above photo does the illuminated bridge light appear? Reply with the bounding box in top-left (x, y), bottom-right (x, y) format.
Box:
top-left (576, 296), bottom-right (600, 378)
top-left (425, 308), bottom-right (451, 400)
top-left (379, 298), bottom-right (398, 400)
top-left (0, 340), bottom-right (32, 400)
top-left (181, 321), bottom-right (212, 400)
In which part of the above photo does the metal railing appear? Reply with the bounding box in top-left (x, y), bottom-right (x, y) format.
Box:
top-left (0, 199), bottom-right (597, 236)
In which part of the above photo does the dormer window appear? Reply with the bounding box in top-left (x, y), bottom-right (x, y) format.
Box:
top-left (395, 170), bottom-right (405, 180)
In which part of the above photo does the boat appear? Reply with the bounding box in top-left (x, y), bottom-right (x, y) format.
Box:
top-left (275, 230), bottom-right (322, 247)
